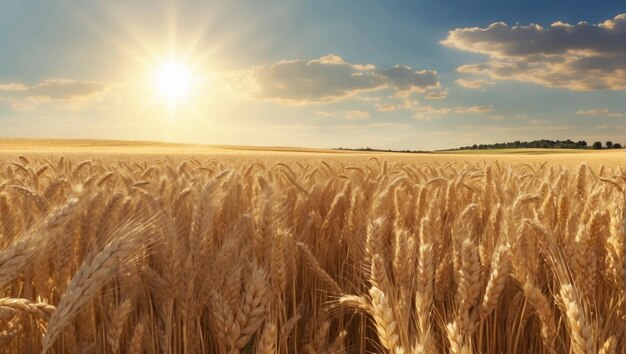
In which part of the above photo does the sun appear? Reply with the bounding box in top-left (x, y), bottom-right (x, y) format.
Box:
top-left (153, 60), bottom-right (194, 105)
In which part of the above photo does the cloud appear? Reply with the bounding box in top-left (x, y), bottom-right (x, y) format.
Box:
top-left (337, 122), bottom-right (408, 129)
top-left (7, 102), bottom-right (35, 111)
top-left (244, 56), bottom-right (381, 104)
top-left (354, 96), bottom-right (381, 102)
top-left (0, 84), bottom-right (27, 91)
top-left (425, 89), bottom-right (448, 100)
top-left (455, 79), bottom-right (493, 89)
top-left (240, 55), bottom-right (439, 104)
top-left (488, 125), bottom-right (576, 132)
top-left (413, 104), bottom-right (492, 119)
top-left (0, 79), bottom-right (108, 100)
top-left (375, 103), bottom-right (403, 112)
top-left (443, 14), bottom-right (626, 90)
top-left (454, 105), bottom-right (493, 113)
top-left (379, 65), bottom-right (439, 96)
top-left (311, 55), bottom-right (348, 65)
top-left (345, 110), bottom-right (370, 119)
top-left (371, 92), bottom-right (492, 119)
top-left (576, 109), bottom-right (623, 117)
top-left (0, 79), bottom-right (110, 111)
top-left (375, 99), bottom-right (420, 112)
top-left (313, 109), bottom-right (371, 119)
top-left (595, 125), bottom-right (625, 130)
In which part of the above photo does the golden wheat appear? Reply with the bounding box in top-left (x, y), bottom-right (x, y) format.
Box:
top-left (0, 155), bottom-right (622, 353)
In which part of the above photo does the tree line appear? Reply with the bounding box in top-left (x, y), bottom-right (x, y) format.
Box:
top-left (454, 139), bottom-right (623, 151)
top-left (335, 139), bottom-right (623, 153)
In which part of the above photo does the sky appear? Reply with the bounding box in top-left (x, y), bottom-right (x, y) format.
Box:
top-left (0, 0), bottom-right (625, 150)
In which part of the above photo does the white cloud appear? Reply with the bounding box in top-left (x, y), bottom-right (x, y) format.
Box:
top-left (239, 55), bottom-right (440, 104)
top-left (425, 89), bottom-right (448, 100)
top-left (443, 14), bottom-right (626, 90)
top-left (576, 109), bottom-right (623, 117)
top-left (455, 79), bottom-right (493, 89)
top-left (310, 54), bottom-right (349, 65)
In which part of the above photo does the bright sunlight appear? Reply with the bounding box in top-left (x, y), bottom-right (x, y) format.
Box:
top-left (153, 60), bottom-right (193, 105)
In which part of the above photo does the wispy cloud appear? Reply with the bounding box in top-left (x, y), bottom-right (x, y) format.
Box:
top-left (0, 79), bottom-right (110, 111)
top-left (455, 79), bottom-right (493, 89)
top-left (0, 79), bottom-right (109, 100)
top-left (345, 110), bottom-right (370, 119)
top-left (337, 122), bottom-right (408, 129)
top-left (425, 89), bottom-right (448, 100)
top-left (443, 14), bottom-right (626, 91)
top-left (315, 111), bottom-right (332, 117)
top-left (576, 109), bottom-right (623, 117)
top-left (595, 125), bottom-right (625, 130)
top-left (413, 104), bottom-right (493, 119)
top-left (488, 125), bottom-right (576, 132)
top-left (374, 98), bottom-right (420, 112)
top-left (375, 103), bottom-right (404, 112)
top-left (455, 105), bottom-right (493, 113)
top-left (4, 101), bottom-right (34, 111)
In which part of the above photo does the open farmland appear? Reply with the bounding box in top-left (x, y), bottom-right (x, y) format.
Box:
top-left (0, 139), bottom-right (623, 353)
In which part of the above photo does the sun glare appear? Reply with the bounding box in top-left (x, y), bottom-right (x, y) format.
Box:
top-left (153, 60), bottom-right (193, 105)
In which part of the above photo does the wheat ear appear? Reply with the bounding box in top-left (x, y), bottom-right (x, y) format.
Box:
top-left (0, 198), bottom-right (78, 288)
top-left (42, 218), bottom-right (157, 353)
top-left (559, 283), bottom-right (595, 354)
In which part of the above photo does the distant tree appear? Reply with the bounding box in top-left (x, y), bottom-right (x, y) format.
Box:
top-left (606, 141), bottom-right (613, 149)
top-left (613, 143), bottom-right (622, 149)
top-left (449, 138), bottom-right (612, 151)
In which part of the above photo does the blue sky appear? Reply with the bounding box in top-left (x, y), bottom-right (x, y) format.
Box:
top-left (0, 0), bottom-right (624, 150)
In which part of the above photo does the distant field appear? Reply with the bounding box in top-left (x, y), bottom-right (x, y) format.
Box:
top-left (0, 139), bottom-right (622, 168)
top-left (0, 138), bottom-right (350, 154)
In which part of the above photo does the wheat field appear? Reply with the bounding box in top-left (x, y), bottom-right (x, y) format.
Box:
top-left (0, 144), bottom-right (623, 353)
